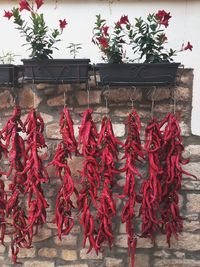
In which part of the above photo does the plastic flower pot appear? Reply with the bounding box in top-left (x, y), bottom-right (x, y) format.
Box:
top-left (21, 59), bottom-right (91, 84)
top-left (96, 62), bottom-right (180, 86)
top-left (0, 64), bottom-right (20, 86)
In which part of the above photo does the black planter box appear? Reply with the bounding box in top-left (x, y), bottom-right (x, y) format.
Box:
top-left (0, 64), bottom-right (20, 85)
top-left (96, 62), bottom-right (180, 86)
top-left (21, 59), bottom-right (91, 84)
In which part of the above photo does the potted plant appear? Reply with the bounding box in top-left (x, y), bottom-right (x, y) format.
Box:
top-left (92, 11), bottom-right (192, 86)
top-left (0, 51), bottom-right (21, 86)
top-left (4, 0), bottom-right (90, 84)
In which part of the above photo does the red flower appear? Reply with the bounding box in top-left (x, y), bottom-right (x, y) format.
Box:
top-left (98, 37), bottom-right (108, 49)
top-left (3, 10), bottom-right (13, 19)
top-left (156, 10), bottom-right (171, 28)
top-left (19, 0), bottom-right (31, 11)
top-left (102, 26), bottom-right (109, 36)
top-left (59, 19), bottom-right (67, 29)
top-left (35, 0), bottom-right (44, 9)
top-left (183, 41), bottom-right (193, 51)
top-left (119, 15), bottom-right (129, 25)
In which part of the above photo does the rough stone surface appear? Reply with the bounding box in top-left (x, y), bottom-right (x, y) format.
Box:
top-left (175, 86), bottom-right (192, 101)
top-left (183, 162), bottom-right (200, 179)
top-left (80, 248), bottom-right (103, 260)
top-left (0, 90), bottom-right (14, 109)
top-left (154, 259), bottom-right (200, 267)
top-left (47, 94), bottom-right (68, 107)
top-left (76, 90), bottom-right (101, 105)
top-left (19, 87), bottom-right (41, 108)
top-left (0, 246), bottom-right (6, 254)
top-left (68, 156), bottom-right (84, 177)
top-left (147, 88), bottom-right (171, 101)
top-left (113, 123), bottom-right (125, 137)
top-left (40, 113), bottom-right (54, 123)
top-left (24, 261), bottom-right (54, 267)
top-left (46, 123), bottom-right (61, 139)
top-left (105, 257), bottom-right (123, 267)
top-left (183, 145), bottom-right (200, 160)
top-left (54, 234), bottom-right (77, 247)
top-left (184, 220), bottom-right (200, 231)
top-left (134, 254), bottom-right (150, 267)
top-left (179, 68), bottom-right (193, 88)
top-left (61, 250), bottom-right (77, 261)
top-left (104, 88), bottom-right (142, 103)
top-left (38, 248), bottom-right (57, 258)
top-left (156, 232), bottom-right (200, 250)
top-left (18, 247), bottom-right (36, 258)
top-left (115, 235), bottom-right (153, 248)
top-left (187, 194), bottom-right (200, 213)
top-left (58, 265), bottom-right (88, 267)
top-left (32, 228), bottom-right (52, 242)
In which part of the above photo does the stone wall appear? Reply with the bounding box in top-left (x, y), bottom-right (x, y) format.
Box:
top-left (0, 68), bottom-right (200, 267)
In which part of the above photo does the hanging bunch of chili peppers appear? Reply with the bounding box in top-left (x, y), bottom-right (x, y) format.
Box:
top-left (77, 108), bottom-right (100, 254)
top-left (1, 106), bottom-right (31, 263)
top-left (0, 104), bottom-right (196, 266)
top-left (139, 117), bottom-right (163, 242)
top-left (120, 109), bottom-right (144, 267)
top-left (159, 113), bottom-right (196, 247)
top-left (50, 107), bottom-right (78, 239)
top-left (96, 116), bottom-right (123, 252)
top-left (21, 109), bottom-right (49, 242)
top-left (0, 131), bottom-right (7, 245)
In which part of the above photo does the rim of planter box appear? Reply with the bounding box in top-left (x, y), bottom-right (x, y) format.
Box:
top-left (95, 62), bottom-right (181, 86)
top-left (21, 58), bottom-right (91, 84)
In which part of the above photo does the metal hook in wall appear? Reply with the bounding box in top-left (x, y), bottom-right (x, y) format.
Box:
top-left (103, 86), bottom-right (110, 115)
top-left (129, 86), bottom-right (137, 110)
top-left (151, 86), bottom-right (157, 118)
top-left (87, 83), bottom-right (91, 109)
top-left (64, 91), bottom-right (67, 108)
top-left (172, 86), bottom-right (177, 115)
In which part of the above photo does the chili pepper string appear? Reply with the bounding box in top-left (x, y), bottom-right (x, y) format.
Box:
top-left (1, 106), bottom-right (31, 263)
top-left (139, 117), bottom-right (163, 242)
top-left (159, 113), bottom-right (197, 247)
top-left (96, 116), bottom-right (123, 252)
top-left (0, 131), bottom-right (8, 245)
top-left (120, 109), bottom-right (144, 267)
top-left (77, 108), bottom-right (100, 254)
top-left (50, 107), bottom-right (78, 240)
top-left (20, 109), bottom-right (49, 243)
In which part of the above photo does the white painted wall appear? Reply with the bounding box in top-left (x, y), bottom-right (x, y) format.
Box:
top-left (0, 0), bottom-right (199, 135)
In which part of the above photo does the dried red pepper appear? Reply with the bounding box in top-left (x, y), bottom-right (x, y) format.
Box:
top-left (139, 117), bottom-right (163, 242)
top-left (1, 106), bottom-right (31, 263)
top-left (96, 116), bottom-right (123, 252)
top-left (50, 107), bottom-right (78, 239)
top-left (19, 109), bottom-right (49, 241)
top-left (77, 109), bottom-right (99, 254)
top-left (120, 109), bottom-right (144, 267)
top-left (159, 113), bottom-right (196, 247)
top-left (0, 131), bottom-right (7, 245)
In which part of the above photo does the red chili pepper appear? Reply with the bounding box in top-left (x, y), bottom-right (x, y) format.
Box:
top-left (119, 109), bottom-right (144, 267)
top-left (77, 109), bottom-right (100, 254)
top-left (96, 116), bottom-right (122, 253)
top-left (50, 107), bottom-right (78, 240)
top-left (21, 109), bottom-right (49, 243)
top-left (139, 117), bottom-right (163, 242)
top-left (159, 113), bottom-right (197, 247)
top-left (1, 106), bottom-right (31, 263)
